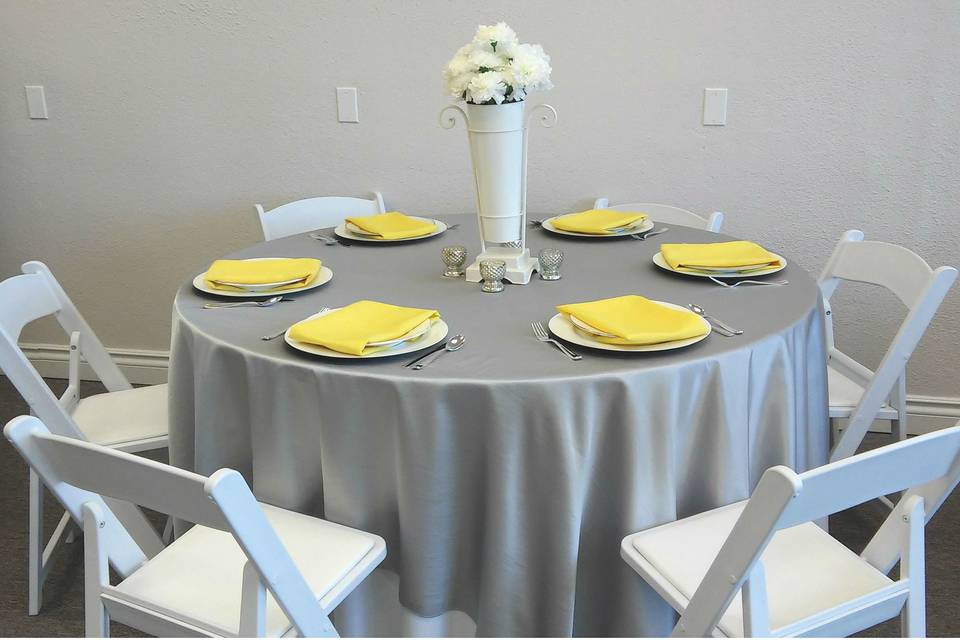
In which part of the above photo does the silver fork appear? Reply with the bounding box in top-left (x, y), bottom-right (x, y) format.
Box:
top-left (531, 321), bottom-right (582, 360)
top-left (204, 296), bottom-right (290, 309)
top-left (261, 306), bottom-right (330, 340)
top-left (309, 233), bottom-right (338, 245)
top-left (709, 276), bottom-right (788, 288)
top-left (529, 219), bottom-right (544, 227)
top-left (631, 227), bottom-right (670, 241)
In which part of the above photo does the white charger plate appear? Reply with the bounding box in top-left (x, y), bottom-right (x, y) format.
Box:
top-left (541, 215), bottom-right (654, 238)
top-left (284, 308), bottom-right (449, 359)
top-left (652, 251), bottom-right (787, 279)
top-left (335, 217), bottom-right (447, 242)
top-left (547, 303), bottom-right (711, 353)
top-left (193, 258), bottom-right (333, 298)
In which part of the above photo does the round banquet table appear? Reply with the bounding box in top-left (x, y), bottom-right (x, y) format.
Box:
top-left (168, 219), bottom-right (829, 637)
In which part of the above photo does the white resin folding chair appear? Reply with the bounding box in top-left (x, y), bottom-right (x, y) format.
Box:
top-left (819, 230), bottom-right (957, 462)
top-left (0, 261), bottom-right (168, 615)
top-left (622, 424), bottom-right (960, 637)
top-left (256, 192), bottom-right (386, 241)
top-left (593, 197), bottom-right (724, 232)
top-left (5, 415), bottom-right (386, 638)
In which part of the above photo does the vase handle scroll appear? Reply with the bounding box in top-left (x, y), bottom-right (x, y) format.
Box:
top-left (526, 103), bottom-right (558, 130)
top-left (439, 105), bottom-right (469, 130)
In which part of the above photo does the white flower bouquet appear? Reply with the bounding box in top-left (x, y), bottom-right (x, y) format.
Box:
top-left (443, 22), bottom-right (553, 105)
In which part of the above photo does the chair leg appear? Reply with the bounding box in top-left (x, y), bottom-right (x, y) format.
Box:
top-left (28, 468), bottom-right (43, 616)
top-left (161, 516), bottom-right (174, 544)
top-left (892, 375), bottom-right (908, 442)
top-left (900, 496), bottom-right (926, 637)
top-left (83, 503), bottom-right (111, 638)
top-left (892, 414), bottom-right (907, 442)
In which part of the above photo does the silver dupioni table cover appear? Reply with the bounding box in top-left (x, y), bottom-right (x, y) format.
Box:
top-left (169, 222), bottom-right (828, 636)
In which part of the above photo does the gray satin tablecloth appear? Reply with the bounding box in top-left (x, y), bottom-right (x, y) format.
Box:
top-left (168, 221), bottom-right (829, 636)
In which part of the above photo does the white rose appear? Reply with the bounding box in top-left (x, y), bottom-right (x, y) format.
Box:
top-left (445, 72), bottom-right (472, 98)
top-left (466, 70), bottom-right (508, 104)
top-left (510, 43), bottom-right (553, 91)
top-left (499, 66), bottom-right (525, 102)
top-left (445, 51), bottom-right (474, 78)
top-left (473, 22), bottom-right (518, 52)
top-left (442, 23), bottom-right (552, 103)
top-left (468, 47), bottom-right (506, 72)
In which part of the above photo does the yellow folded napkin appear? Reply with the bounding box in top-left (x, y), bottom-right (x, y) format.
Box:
top-left (204, 258), bottom-right (321, 292)
top-left (660, 241), bottom-right (781, 273)
top-left (550, 209), bottom-right (647, 235)
top-left (288, 300), bottom-right (440, 356)
top-left (345, 212), bottom-right (438, 240)
top-left (556, 295), bottom-right (708, 345)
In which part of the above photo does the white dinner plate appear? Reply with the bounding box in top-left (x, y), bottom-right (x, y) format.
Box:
top-left (546, 304), bottom-right (711, 353)
top-left (651, 251), bottom-right (787, 279)
top-left (367, 318), bottom-right (433, 347)
top-left (540, 215), bottom-right (654, 238)
top-left (192, 258), bottom-right (333, 298)
top-left (334, 217), bottom-right (447, 243)
top-left (284, 308), bottom-right (449, 359)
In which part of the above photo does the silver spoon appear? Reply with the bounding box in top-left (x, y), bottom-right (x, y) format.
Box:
top-left (412, 334), bottom-right (465, 370)
top-left (204, 296), bottom-right (289, 309)
top-left (687, 303), bottom-right (743, 335)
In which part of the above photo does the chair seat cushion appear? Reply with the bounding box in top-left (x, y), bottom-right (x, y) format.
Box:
top-left (71, 383), bottom-right (168, 448)
top-left (828, 365), bottom-right (898, 420)
top-left (624, 502), bottom-right (893, 636)
top-left (112, 503), bottom-right (382, 636)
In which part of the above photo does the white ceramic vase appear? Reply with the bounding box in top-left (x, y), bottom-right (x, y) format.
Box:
top-left (440, 100), bottom-right (557, 284)
top-left (463, 101), bottom-right (525, 244)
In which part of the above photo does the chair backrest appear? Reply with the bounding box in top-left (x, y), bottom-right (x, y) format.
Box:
top-left (4, 415), bottom-right (335, 637)
top-left (818, 230), bottom-right (958, 461)
top-left (677, 425), bottom-right (960, 637)
top-left (593, 197), bottom-right (724, 232)
top-left (0, 261), bottom-right (132, 440)
top-left (256, 191), bottom-right (386, 241)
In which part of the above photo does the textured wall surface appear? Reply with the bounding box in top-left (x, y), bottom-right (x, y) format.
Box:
top-left (0, 0), bottom-right (957, 396)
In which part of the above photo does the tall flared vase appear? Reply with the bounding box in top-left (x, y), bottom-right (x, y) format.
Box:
top-left (440, 100), bottom-right (557, 285)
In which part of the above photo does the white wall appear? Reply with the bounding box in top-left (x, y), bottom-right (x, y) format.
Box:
top-left (1, 0), bottom-right (957, 400)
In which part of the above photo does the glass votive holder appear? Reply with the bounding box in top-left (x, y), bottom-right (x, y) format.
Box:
top-left (479, 259), bottom-right (506, 293)
top-left (441, 245), bottom-right (467, 278)
top-left (538, 248), bottom-right (563, 281)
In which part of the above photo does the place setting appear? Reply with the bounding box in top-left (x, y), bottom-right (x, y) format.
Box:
top-left (652, 239), bottom-right (788, 286)
top-left (311, 211), bottom-right (451, 245)
top-left (192, 256), bottom-right (333, 305)
top-left (538, 294), bottom-right (715, 358)
top-left (532, 208), bottom-right (662, 239)
top-left (277, 299), bottom-right (460, 369)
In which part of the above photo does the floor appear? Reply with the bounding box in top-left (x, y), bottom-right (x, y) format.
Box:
top-left (0, 376), bottom-right (957, 637)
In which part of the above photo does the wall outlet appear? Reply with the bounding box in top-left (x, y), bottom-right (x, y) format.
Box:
top-left (703, 88), bottom-right (727, 126)
top-left (336, 87), bottom-right (359, 123)
top-left (25, 85), bottom-right (48, 119)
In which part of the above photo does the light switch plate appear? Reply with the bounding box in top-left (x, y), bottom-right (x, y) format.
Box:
top-left (702, 88), bottom-right (727, 126)
top-left (25, 85), bottom-right (48, 119)
top-left (336, 87), bottom-right (359, 123)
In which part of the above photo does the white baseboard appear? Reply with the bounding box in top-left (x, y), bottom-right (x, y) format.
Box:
top-left (17, 342), bottom-right (960, 434)
top-left (22, 342), bottom-right (169, 386)
top-left (833, 394), bottom-right (959, 436)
